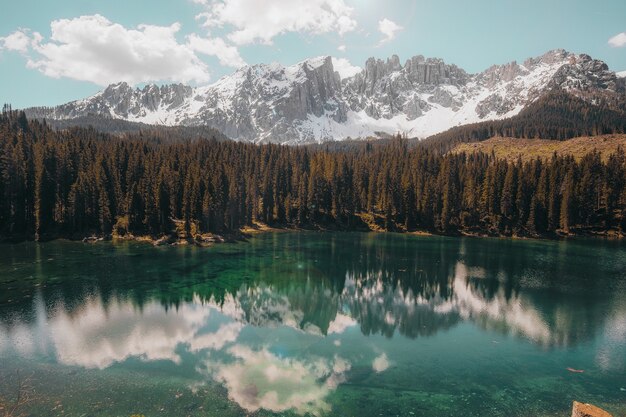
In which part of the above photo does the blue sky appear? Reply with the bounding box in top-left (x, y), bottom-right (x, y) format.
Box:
top-left (1, 0), bottom-right (625, 108)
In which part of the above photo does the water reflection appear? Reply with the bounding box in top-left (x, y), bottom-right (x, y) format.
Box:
top-left (595, 301), bottom-right (626, 371)
top-left (0, 233), bottom-right (625, 415)
top-left (208, 346), bottom-right (350, 415)
top-left (1, 288), bottom-right (355, 415)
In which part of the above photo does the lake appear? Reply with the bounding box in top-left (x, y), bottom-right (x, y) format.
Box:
top-left (0, 232), bottom-right (625, 416)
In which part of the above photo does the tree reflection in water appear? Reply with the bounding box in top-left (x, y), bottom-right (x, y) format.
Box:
top-left (0, 232), bottom-right (625, 415)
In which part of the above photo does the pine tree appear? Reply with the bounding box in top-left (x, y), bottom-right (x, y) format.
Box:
top-left (560, 168), bottom-right (575, 234)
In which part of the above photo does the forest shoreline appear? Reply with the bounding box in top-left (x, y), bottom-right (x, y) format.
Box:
top-left (3, 113), bottom-right (626, 246)
top-left (2, 223), bottom-right (623, 247)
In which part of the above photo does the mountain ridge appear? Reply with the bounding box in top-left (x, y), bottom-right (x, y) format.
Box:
top-left (24, 49), bottom-right (625, 144)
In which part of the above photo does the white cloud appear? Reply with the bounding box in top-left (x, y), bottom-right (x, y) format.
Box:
top-left (377, 18), bottom-right (403, 45)
top-left (0, 293), bottom-right (249, 371)
top-left (196, 0), bottom-right (357, 45)
top-left (6, 15), bottom-right (212, 86)
top-left (187, 34), bottom-right (246, 68)
top-left (45, 297), bottom-right (213, 369)
top-left (608, 32), bottom-right (626, 48)
top-left (326, 312), bottom-right (357, 333)
top-left (0, 30), bottom-right (32, 53)
top-left (337, 44), bottom-right (346, 52)
top-left (372, 353), bottom-right (390, 373)
top-left (617, 70), bottom-right (626, 78)
top-left (188, 322), bottom-right (243, 351)
top-left (211, 345), bottom-right (350, 415)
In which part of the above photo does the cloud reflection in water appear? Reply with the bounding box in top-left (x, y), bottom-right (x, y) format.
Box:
top-left (1, 240), bottom-right (625, 415)
top-left (209, 345), bottom-right (350, 415)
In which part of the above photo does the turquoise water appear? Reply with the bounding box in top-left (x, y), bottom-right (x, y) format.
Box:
top-left (0, 232), bottom-right (625, 416)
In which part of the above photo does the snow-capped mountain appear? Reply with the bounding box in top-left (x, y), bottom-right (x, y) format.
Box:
top-left (26, 50), bottom-right (625, 144)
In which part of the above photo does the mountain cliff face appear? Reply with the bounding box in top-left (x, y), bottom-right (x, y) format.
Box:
top-left (25, 50), bottom-right (625, 144)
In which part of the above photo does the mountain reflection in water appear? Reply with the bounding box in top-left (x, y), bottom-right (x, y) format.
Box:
top-left (0, 232), bottom-right (625, 415)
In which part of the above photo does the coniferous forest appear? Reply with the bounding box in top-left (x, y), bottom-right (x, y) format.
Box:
top-left (423, 90), bottom-right (626, 153)
top-left (1, 109), bottom-right (625, 242)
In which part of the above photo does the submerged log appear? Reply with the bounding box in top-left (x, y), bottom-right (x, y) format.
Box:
top-left (572, 401), bottom-right (613, 417)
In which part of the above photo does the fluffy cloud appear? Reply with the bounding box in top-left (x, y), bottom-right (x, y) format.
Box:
top-left (188, 322), bottom-right (243, 351)
top-left (0, 30), bottom-right (32, 53)
top-left (187, 34), bottom-right (246, 68)
top-left (608, 32), bottom-right (626, 48)
top-left (212, 345), bottom-right (350, 415)
top-left (377, 18), bottom-right (403, 45)
top-left (372, 353), bottom-right (390, 372)
top-left (326, 311), bottom-right (358, 333)
top-left (0, 294), bottom-right (247, 370)
top-left (4, 15), bottom-right (213, 86)
top-left (196, 0), bottom-right (357, 45)
top-left (46, 297), bottom-right (214, 369)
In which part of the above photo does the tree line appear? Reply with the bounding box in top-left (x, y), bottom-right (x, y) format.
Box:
top-left (423, 90), bottom-right (626, 153)
top-left (1, 109), bottom-right (625, 241)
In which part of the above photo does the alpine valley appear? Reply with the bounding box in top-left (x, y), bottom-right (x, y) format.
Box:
top-left (25, 49), bottom-right (626, 144)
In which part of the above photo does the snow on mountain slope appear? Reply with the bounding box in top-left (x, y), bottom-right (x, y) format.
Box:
top-left (26, 50), bottom-right (624, 144)
top-left (617, 71), bottom-right (626, 78)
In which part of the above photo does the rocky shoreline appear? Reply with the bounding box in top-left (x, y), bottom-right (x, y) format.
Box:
top-left (3, 221), bottom-right (623, 246)
top-left (81, 230), bottom-right (252, 247)
top-left (77, 222), bottom-right (289, 247)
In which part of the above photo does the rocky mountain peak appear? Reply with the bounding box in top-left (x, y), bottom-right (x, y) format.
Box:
top-left (25, 50), bottom-right (625, 144)
top-left (478, 61), bottom-right (524, 87)
top-left (303, 55), bottom-right (334, 70)
top-left (403, 55), bottom-right (468, 86)
top-left (101, 82), bottom-right (132, 101)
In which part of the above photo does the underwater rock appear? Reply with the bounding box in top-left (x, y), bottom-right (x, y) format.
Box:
top-left (571, 401), bottom-right (613, 417)
top-left (153, 235), bottom-right (176, 246)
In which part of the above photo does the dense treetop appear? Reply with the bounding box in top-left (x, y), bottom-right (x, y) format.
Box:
top-left (1, 109), bottom-right (625, 241)
top-left (422, 91), bottom-right (626, 153)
